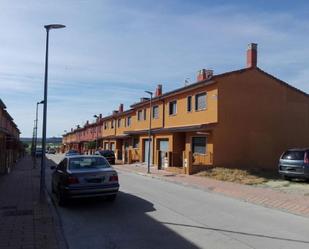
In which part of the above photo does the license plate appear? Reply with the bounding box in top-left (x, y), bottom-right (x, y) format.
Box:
top-left (86, 177), bottom-right (104, 183)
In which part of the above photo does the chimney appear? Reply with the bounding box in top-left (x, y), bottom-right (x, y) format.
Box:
top-left (155, 84), bottom-right (162, 97)
top-left (71, 128), bottom-right (73, 132)
top-left (99, 114), bottom-right (102, 119)
top-left (86, 120), bottom-right (89, 125)
top-left (205, 70), bottom-right (213, 79)
top-left (119, 104), bottom-right (124, 113)
top-left (197, 69), bottom-right (213, 82)
top-left (247, 43), bottom-right (257, 68)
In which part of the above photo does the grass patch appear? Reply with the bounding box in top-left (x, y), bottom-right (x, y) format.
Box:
top-left (196, 167), bottom-right (268, 185)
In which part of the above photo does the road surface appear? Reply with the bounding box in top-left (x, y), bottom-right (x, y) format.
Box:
top-left (46, 154), bottom-right (309, 249)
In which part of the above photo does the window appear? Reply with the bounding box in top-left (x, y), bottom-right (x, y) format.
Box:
top-left (169, 101), bottom-right (177, 115)
top-left (195, 92), bottom-right (206, 111)
top-left (118, 119), bottom-right (121, 128)
top-left (143, 109), bottom-right (147, 120)
top-left (127, 116), bottom-right (131, 127)
top-left (104, 122), bottom-right (108, 130)
top-left (281, 150), bottom-right (306, 160)
top-left (133, 137), bottom-right (139, 148)
top-left (69, 157), bottom-right (110, 170)
top-left (137, 110), bottom-right (143, 121)
top-left (111, 120), bottom-right (114, 128)
top-left (192, 137), bottom-right (206, 154)
top-left (152, 106), bottom-right (159, 119)
top-left (187, 96), bottom-right (192, 112)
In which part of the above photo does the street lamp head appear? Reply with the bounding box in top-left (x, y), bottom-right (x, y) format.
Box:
top-left (44, 24), bottom-right (66, 30)
top-left (145, 91), bottom-right (153, 96)
top-left (37, 100), bottom-right (44, 105)
top-left (93, 114), bottom-right (98, 118)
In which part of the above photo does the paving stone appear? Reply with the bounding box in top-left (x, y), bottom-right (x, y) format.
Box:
top-left (0, 156), bottom-right (64, 249)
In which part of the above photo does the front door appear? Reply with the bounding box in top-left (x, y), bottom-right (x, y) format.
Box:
top-left (110, 142), bottom-right (115, 151)
top-left (124, 141), bottom-right (129, 163)
top-left (117, 140), bottom-right (123, 160)
top-left (104, 142), bottom-right (109, 150)
top-left (159, 139), bottom-right (169, 168)
top-left (144, 139), bottom-right (152, 164)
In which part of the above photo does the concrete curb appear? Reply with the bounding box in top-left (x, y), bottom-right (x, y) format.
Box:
top-left (45, 188), bottom-right (70, 249)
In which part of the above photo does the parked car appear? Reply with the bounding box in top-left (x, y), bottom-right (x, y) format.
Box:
top-left (95, 150), bottom-right (115, 165)
top-left (65, 150), bottom-right (80, 156)
top-left (51, 155), bottom-right (119, 206)
top-left (278, 148), bottom-right (309, 180)
top-left (35, 148), bottom-right (43, 157)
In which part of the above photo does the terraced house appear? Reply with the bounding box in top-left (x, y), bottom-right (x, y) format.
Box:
top-left (0, 98), bottom-right (21, 174)
top-left (63, 43), bottom-right (309, 174)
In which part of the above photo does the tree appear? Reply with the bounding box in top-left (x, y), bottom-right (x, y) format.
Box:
top-left (85, 141), bottom-right (96, 150)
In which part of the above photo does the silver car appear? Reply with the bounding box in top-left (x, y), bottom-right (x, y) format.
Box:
top-left (51, 155), bottom-right (119, 206)
top-left (278, 148), bottom-right (309, 180)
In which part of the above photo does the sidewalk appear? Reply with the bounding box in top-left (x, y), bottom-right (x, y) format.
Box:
top-left (0, 156), bottom-right (66, 249)
top-left (114, 163), bottom-right (309, 218)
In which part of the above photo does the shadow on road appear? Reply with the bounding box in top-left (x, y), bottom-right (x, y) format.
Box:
top-left (45, 157), bottom-right (200, 249)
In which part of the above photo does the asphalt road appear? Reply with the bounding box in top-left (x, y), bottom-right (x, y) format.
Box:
top-left (46, 154), bottom-right (309, 249)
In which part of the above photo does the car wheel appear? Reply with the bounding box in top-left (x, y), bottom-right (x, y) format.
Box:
top-left (106, 194), bottom-right (117, 202)
top-left (57, 187), bottom-right (67, 206)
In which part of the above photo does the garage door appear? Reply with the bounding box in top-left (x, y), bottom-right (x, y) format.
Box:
top-left (144, 139), bottom-right (153, 164)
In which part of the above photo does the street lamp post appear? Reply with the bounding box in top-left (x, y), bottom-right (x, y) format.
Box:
top-left (31, 120), bottom-right (36, 156)
top-left (63, 130), bottom-right (67, 152)
top-left (34, 100), bottom-right (44, 156)
top-left (33, 100), bottom-right (44, 166)
top-left (145, 91), bottom-right (153, 174)
top-left (93, 115), bottom-right (99, 151)
top-left (40, 24), bottom-right (65, 198)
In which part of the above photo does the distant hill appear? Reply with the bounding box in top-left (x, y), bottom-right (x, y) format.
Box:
top-left (21, 137), bottom-right (62, 144)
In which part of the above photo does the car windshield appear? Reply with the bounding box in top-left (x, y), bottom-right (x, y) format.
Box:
top-left (282, 150), bottom-right (305, 160)
top-left (69, 157), bottom-right (110, 170)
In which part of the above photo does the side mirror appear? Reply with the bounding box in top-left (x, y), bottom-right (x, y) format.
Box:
top-left (50, 165), bottom-right (56, 170)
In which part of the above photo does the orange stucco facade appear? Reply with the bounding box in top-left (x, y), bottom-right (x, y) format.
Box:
top-left (63, 44), bottom-right (309, 174)
top-left (0, 99), bottom-right (21, 174)
top-left (213, 68), bottom-right (309, 170)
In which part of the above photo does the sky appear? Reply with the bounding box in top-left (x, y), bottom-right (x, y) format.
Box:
top-left (1, 0), bottom-right (309, 137)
